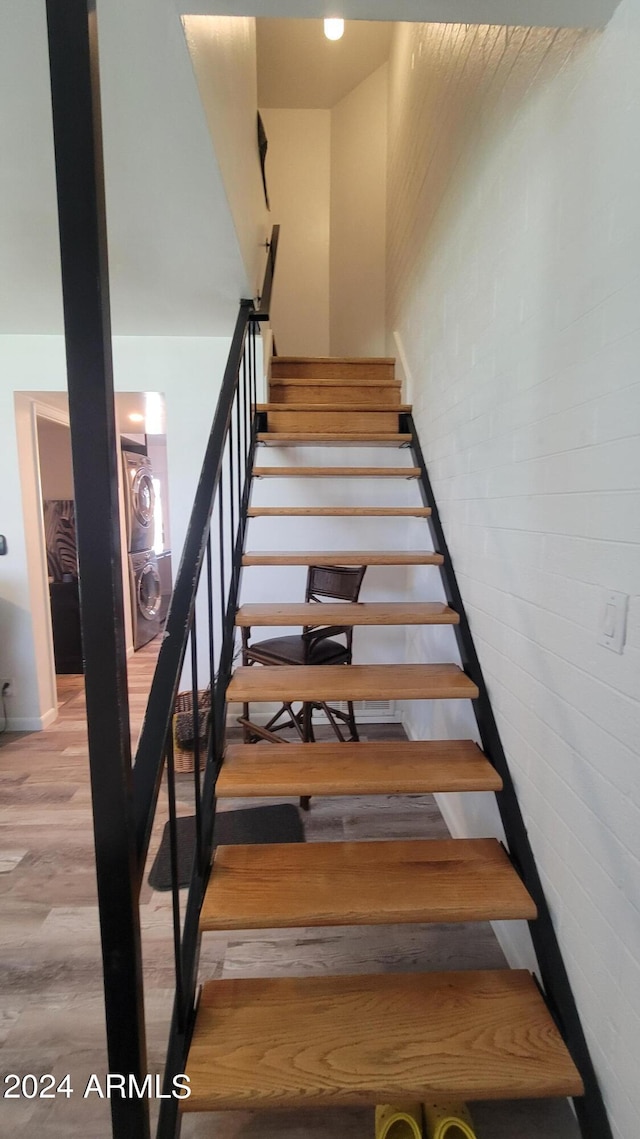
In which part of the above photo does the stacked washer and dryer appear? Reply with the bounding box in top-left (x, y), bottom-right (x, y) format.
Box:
top-left (122, 449), bottom-right (167, 650)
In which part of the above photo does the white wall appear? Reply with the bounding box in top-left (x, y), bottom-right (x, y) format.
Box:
top-left (387, 11), bottom-right (640, 1138)
top-left (1, 335), bottom-right (232, 730)
top-left (259, 109), bottom-right (331, 355)
top-left (330, 64), bottom-right (387, 357)
top-left (183, 15), bottom-right (270, 295)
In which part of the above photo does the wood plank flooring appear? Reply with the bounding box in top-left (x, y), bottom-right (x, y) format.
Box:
top-left (0, 649), bottom-right (579, 1139)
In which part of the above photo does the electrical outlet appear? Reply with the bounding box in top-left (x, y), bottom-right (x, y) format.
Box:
top-left (1, 679), bottom-right (13, 697)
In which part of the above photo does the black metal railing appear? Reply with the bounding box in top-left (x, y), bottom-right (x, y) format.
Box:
top-left (136, 287), bottom-right (274, 1139)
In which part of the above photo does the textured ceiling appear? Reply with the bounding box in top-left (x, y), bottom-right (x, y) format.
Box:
top-left (257, 19), bottom-right (392, 108)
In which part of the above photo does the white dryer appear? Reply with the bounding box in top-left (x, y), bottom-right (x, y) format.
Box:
top-left (122, 450), bottom-right (156, 553)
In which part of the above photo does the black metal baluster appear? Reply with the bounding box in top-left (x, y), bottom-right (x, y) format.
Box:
top-left (228, 417), bottom-right (235, 548)
top-left (234, 391), bottom-right (241, 587)
top-left (250, 320), bottom-right (258, 433)
top-left (241, 349), bottom-right (248, 482)
top-left (206, 533), bottom-right (215, 692)
top-left (218, 469), bottom-right (226, 638)
top-left (190, 619), bottom-right (203, 876)
top-left (166, 733), bottom-right (185, 1035)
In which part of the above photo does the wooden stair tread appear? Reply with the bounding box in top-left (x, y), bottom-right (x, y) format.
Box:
top-left (217, 739), bottom-right (502, 797)
top-left (253, 467), bottom-right (419, 477)
top-left (258, 403), bottom-right (412, 412)
top-left (200, 838), bottom-right (536, 931)
top-left (235, 602), bottom-right (458, 626)
top-left (242, 551), bottom-right (444, 566)
top-left (248, 506), bottom-right (431, 517)
top-left (227, 664), bottom-right (479, 702)
top-left (183, 969), bottom-right (584, 1110)
top-left (257, 433), bottom-right (413, 445)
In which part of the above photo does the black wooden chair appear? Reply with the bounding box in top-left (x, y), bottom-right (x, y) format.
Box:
top-left (238, 564), bottom-right (367, 747)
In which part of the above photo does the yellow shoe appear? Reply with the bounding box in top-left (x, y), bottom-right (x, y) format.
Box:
top-left (375, 1103), bottom-right (423, 1139)
top-left (422, 1101), bottom-right (477, 1139)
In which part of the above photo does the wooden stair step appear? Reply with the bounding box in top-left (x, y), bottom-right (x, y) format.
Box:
top-left (242, 551), bottom-right (444, 566)
top-left (253, 467), bottom-right (420, 478)
top-left (265, 410), bottom-right (404, 432)
top-left (248, 506), bottom-right (431, 518)
top-left (217, 739), bottom-right (502, 798)
top-left (258, 403), bottom-right (412, 413)
top-left (227, 664), bottom-right (478, 703)
top-left (270, 387), bottom-right (401, 409)
top-left (270, 356), bottom-right (396, 381)
top-left (182, 969), bottom-right (584, 1110)
top-left (200, 838), bottom-right (536, 931)
top-left (235, 602), bottom-right (458, 627)
top-left (257, 433), bottom-right (413, 446)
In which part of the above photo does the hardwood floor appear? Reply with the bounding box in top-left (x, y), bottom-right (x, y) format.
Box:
top-left (0, 646), bottom-right (579, 1139)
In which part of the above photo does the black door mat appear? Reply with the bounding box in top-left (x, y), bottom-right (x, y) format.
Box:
top-left (148, 805), bottom-right (305, 891)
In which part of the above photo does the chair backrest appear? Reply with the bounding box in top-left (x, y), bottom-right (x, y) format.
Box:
top-left (306, 564), bottom-right (366, 604)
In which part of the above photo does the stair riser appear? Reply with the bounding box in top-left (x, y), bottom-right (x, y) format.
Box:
top-left (271, 360), bottom-right (395, 381)
top-left (267, 410), bottom-right (401, 433)
top-left (269, 384), bottom-right (401, 408)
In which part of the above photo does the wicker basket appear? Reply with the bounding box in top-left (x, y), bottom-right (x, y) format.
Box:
top-left (171, 689), bottom-right (211, 774)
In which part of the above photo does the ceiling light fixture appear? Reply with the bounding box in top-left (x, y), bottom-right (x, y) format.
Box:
top-left (324, 17), bottom-right (344, 41)
top-left (129, 413), bottom-right (145, 424)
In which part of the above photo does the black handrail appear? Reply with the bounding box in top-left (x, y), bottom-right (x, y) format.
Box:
top-left (255, 223), bottom-right (280, 316)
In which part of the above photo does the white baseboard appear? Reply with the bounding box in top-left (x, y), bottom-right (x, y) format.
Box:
top-left (392, 330), bottom-right (414, 403)
top-left (4, 704), bottom-right (58, 732)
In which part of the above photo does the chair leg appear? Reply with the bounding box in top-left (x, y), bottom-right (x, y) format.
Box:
top-left (242, 702), bottom-right (253, 743)
top-left (347, 700), bottom-right (359, 742)
top-left (302, 702), bottom-right (314, 742)
top-left (321, 701), bottom-right (348, 743)
top-left (299, 702), bottom-right (314, 811)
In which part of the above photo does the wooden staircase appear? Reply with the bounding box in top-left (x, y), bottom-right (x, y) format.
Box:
top-left (182, 356), bottom-right (584, 1119)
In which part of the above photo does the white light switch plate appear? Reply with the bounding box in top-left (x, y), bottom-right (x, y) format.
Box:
top-left (598, 591), bottom-right (628, 654)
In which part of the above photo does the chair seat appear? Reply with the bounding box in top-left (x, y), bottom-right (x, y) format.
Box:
top-left (247, 634), bottom-right (348, 666)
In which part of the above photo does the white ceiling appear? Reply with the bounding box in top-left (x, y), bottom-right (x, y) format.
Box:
top-left (257, 19), bottom-right (392, 109)
top-left (181, 0), bottom-right (621, 29)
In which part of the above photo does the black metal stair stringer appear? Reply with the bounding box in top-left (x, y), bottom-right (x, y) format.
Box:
top-left (402, 412), bottom-right (612, 1139)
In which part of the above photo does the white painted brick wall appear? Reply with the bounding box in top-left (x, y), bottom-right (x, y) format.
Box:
top-left (388, 8), bottom-right (640, 1136)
